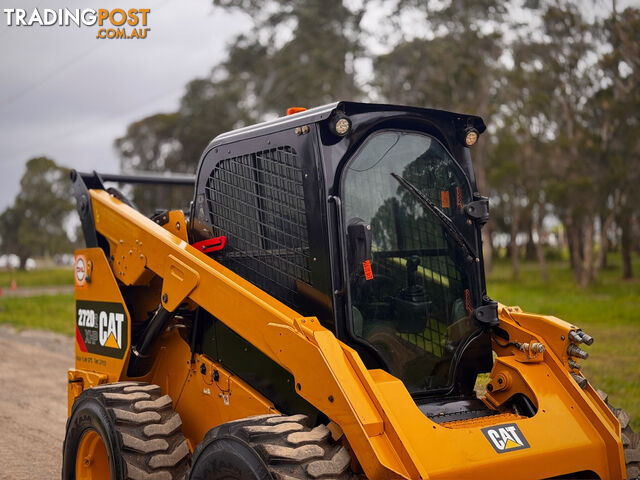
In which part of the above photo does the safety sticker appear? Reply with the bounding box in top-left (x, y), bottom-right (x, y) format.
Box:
top-left (441, 191), bottom-right (450, 208)
top-left (76, 300), bottom-right (128, 359)
top-left (75, 254), bottom-right (88, 289)
top-left (362, 260), bottom-right (374, 280)
top-left (482, 423), bottom-right (530, 453)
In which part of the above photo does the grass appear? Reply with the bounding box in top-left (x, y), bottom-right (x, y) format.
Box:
top-left (0, 293), bottom-right (74, 336)
top-left (487, 253), bottom-right (640, 429)
top-left (0, 268), bottom-right (72, 288)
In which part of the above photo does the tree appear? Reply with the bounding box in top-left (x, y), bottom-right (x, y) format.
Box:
top-left (0, 157), bottom-right (74, 268)
top-left (373, 0), bottom-right (508, 272)
top-left (212, 0), bottom-right (364, 113)
top-left (500, 2), bottom-right (604, 286)
top-left (594, 6), bottom-right (640, 279)
top-left (116, 0), bottom-right (364, 214)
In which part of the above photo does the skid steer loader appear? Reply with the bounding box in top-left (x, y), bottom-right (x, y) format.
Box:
top-left (64, 101), bottom-right (638, 480)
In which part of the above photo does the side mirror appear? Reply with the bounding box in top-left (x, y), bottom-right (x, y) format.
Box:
top-left (347, 218), bottom-right (372, 278)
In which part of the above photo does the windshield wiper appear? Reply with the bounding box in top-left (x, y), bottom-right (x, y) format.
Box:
top-left (391, 172), bottom-right (478, 263)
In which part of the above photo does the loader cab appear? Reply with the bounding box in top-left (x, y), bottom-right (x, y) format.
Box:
top-left (190, 101), bottom-right (497, 406)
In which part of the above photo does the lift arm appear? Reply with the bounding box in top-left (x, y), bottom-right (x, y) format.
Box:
top-left (89, 188), bottom-right (427, 480)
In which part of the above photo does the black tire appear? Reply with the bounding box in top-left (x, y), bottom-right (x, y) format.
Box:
top-left (62, 381), bottom-right (190, 480)
top-left (188, 414), bottom-right (361, 480)
top-left (598, 390), bottom-right (640, 480)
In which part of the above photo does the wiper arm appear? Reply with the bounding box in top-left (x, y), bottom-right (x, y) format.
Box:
top-left (391, 172), bottom-right (478, 263)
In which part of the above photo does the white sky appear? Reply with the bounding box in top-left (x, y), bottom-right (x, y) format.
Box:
top-left (0, 0), bottom-right (250, 211)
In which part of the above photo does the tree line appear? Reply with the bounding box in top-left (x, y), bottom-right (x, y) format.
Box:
top-left (1, 0), bottom-right (638, 286)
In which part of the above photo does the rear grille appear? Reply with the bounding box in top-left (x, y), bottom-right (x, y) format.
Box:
top-left (205, 146), bottom-right (311, 311)
top-left (439, 412), bottom-right (524, 429)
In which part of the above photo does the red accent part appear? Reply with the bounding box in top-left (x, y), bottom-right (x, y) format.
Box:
top-left (464, 289), bottom-right (473, 314)
top-left (455, 186), bottom-right (464, 210)
top-left (286, 107), bottom-right (307, 115)
top-left (75, 325), bottom-right (88, 352)
top-left (192, 236), bottom-right (227, 254)
top-left (362, 260), bottom-right (374, 281)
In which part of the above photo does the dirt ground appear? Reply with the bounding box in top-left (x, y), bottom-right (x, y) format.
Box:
top-left (0, 325), bottom-right (73, 480)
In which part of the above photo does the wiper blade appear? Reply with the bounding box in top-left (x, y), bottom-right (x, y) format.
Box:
top-left (391, 172), bottom-right (478, 263)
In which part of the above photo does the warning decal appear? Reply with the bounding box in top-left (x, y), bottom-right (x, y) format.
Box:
top-left (75, 300), bottom-right (128, 359)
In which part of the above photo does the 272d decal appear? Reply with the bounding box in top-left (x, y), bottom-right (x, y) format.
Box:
top-left (75, 300), bottom-right (128, 359)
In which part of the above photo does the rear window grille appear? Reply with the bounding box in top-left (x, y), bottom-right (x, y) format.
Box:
top-left (205, 146), bottom-right (311, 310)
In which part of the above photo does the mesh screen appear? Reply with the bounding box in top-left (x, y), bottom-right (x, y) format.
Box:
top-left (205, 146), bottom-right (311, 311)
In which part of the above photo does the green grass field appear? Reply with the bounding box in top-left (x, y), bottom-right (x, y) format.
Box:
top-left (487, 254), bottom-right (640, 429)
top-left (0, 293), bottom-right (74, 335)
top-left (0, 259), bottom-right (638, 428)
top-left (0, 268), bottom-right (72, 288)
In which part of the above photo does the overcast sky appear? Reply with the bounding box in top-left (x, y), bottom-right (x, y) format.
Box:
top-left (0, 0), bottom-right (250, 211)
top-left (2, 0), bottom-right (639, 214)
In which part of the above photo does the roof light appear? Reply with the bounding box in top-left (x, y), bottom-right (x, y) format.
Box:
top-left (329, 113), bottom-right (351, 137)
top-left (464, 128), bottom-right (479, 147)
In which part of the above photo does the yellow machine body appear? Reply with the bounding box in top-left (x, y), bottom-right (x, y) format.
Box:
top-left (67, 190), bottom-right (627, 480)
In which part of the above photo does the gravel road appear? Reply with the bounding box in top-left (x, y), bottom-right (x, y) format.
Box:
top-left (0, 325), bottom-right (73, 480)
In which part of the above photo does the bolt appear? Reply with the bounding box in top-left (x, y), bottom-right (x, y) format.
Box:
top-left (571, 372), bottom-right (588, 389)
top-left (200, 363), bottom-right (207, 375)
top-left (162, 293), bottom-right (168, 304)
top-left (328, 395), bottom-right (334, 403)
top-left (579, 331), bottom-right (594, 346)
top-left (487, 383), bottom-right (494, 392)
top-left (296, 383), bottom-right (301, 391)
top-left (82, 455), bottom-right (93, 467)
top-left (531, 342), bottom-right (545, 353)
top-left (176, 222), bottom-right (181, 230)
top-left (568, 330), bottom-right (584, 344)
top-left (497, 377), bottom-right (503, 385)
top-left (568, 359), bottom-right (581, 370)
top-left (567, 344), bottom-right (588, 360)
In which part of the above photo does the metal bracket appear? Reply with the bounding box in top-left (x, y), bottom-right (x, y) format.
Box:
top-left (70, 170), bottom-right (103, 248)
top-left (464, 196), bottom-right (490, 226)
top-left (473, 301), bottom-right (499, 328)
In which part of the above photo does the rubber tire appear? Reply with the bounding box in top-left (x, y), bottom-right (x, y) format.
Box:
top-left (62, 381), bottom-right (190, 480)
top-left (188, 414), bottom-right (361, 480)
top-left (598, 389), bottom-right (640, 480)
